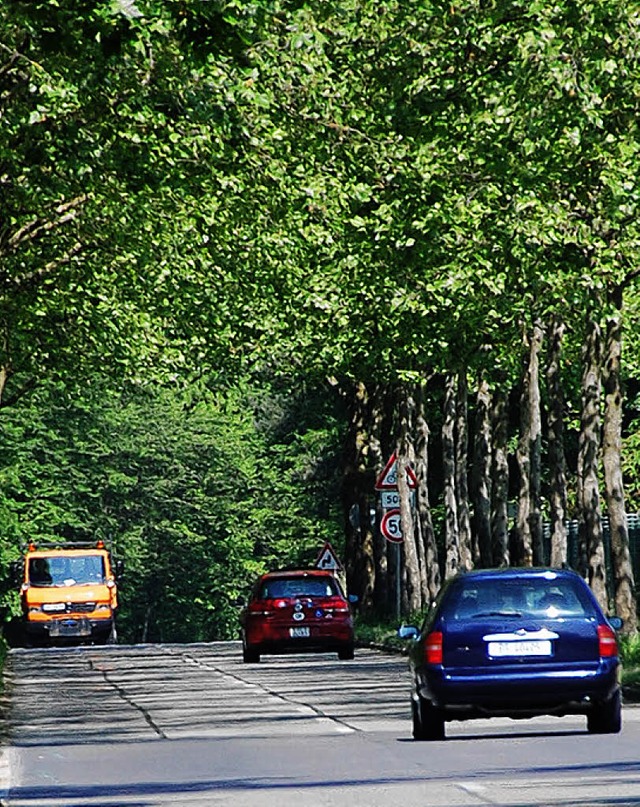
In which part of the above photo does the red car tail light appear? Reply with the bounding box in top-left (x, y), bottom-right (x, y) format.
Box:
top-left (323, 596), bottom-right (350, 614)
top-left (425, 631), bottom-right (443, 665)
top-left (248, 598), bottom-right (289, 617)
top-left (597, 624), bottom-right (618, 657)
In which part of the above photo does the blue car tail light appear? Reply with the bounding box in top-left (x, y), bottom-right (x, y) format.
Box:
top-left (597, 624), bottom-right (618, 657)
top-left (424, 631), bottom-right (443, 665)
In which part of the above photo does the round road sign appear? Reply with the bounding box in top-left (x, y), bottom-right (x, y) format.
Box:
top-left (380, 508), bottom-right (403, 543)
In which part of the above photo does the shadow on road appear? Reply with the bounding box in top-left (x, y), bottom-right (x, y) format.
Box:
top-left (7, 763), bottom-right (640, 807)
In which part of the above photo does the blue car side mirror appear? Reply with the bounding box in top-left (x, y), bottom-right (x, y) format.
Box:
top-left (609, 616), bottom-right (623, 631)
top-left (397, 625), bottom-right (419, 640)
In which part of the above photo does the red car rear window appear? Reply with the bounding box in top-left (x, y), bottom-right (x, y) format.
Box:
top-left (259, 577), bottom-right (340, 599)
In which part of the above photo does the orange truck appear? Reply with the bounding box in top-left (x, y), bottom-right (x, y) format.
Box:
top-left (10, 540), bottom-right (123, 646)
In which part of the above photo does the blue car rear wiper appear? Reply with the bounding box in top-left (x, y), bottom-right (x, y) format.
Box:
top-left (471, 610), bottom-right (523, 618)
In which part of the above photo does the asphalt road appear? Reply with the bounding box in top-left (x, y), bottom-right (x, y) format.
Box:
top-left (1, 642), bottom-right (639, 806)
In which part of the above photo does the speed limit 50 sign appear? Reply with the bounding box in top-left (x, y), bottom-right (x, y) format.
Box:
top-left (380, 508), bottom-right (403, 543)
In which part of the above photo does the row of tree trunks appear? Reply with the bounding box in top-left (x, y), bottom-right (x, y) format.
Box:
top-left (341, 300), bottom-right (636, 630)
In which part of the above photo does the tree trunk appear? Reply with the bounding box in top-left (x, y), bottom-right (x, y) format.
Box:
top-left (397, 386), bottom-right (423, 614)
top-left (579, 319), bottom-right (607, 610)
top-left (142, 604), bottom-right (152, 644)
top-left (369, 384), bottom-right (390, 615)
top-left (514, 322), bottom-right (543, 566)
top-left (410, 391), bottom-right (430, 608)
top-left (342, 381), bottom-right (376, 612)
top-left (546, 316), bottom-right (568, 568)
top-left (406, 389), bottom-right (429, 607)
top-left (0, 325), bottom-right (10, 406)
top-left (471, 376), bottom-right (493, 567)
top-left (413, 490), bottom-right (429, 607)
top-left (515, 328), bottom-right (532, 566)
top-left (490, 387), bottom-right (510, 566)
top-left (0, 364), bottom-right (9, 405)
top-left (442, 374), bottom-right (460, 578)
top-left (397, 453), bottom-right (422, 614)
top-left (602, 293), bottom-right (637, 632)
top-left (415, 384), bottom-right (441, 602)
top-left (528, 320), bottom-right (544, 565)
top-left (456, 371), bottom-right (473, 570)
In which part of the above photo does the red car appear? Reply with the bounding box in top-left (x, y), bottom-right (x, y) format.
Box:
top-left (239, 569), bottom-right (355, 663)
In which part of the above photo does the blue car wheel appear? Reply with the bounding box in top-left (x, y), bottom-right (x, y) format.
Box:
top-left (412, 694), bottom-right (445, 741)
top-left (587, 690), bottom-right (621, 734)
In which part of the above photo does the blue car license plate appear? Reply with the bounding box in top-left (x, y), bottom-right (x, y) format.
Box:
top-left (487, 640), bottom-right (552, 657)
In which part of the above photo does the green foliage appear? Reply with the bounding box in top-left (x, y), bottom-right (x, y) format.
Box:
top-left (354, 612), bottom-right (418, 655)
top-left (2, 0), bottom-right (640, 642)
top-left (4, 0), bottom-right (640, 392)
top-left (620, 632), bottom-right (640, 668)
top-left (0, 376), bottom-right (345, 642)
top-left (623, 403), bottom-right (640, 502)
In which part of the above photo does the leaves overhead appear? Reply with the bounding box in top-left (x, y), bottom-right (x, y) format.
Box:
top-left (2, 0), bottom-right (640, 636)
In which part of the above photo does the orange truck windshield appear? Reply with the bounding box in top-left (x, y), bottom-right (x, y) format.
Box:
top-left (28, 555), bottom-right (106, 587)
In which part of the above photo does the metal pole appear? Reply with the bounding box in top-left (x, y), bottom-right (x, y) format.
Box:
top-left (395, 542), bottom-right (401, 620)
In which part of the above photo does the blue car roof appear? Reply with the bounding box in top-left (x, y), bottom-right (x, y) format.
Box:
top-left (454, 567), bottom-right (582, 582)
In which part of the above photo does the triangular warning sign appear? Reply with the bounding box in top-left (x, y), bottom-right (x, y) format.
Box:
top-left (315, 542), bottom-right (342, 571)
top-left (374, 452), bottom-right (418, 490)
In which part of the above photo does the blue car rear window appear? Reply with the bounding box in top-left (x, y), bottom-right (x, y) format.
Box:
top-left (448, 577), bottom-right (595, 620)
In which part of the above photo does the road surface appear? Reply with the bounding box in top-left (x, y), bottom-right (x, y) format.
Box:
top-left (1, 642), bottom-right (639, 806)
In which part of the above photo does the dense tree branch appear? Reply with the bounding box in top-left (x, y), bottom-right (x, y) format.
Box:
top-left (0, 375), bottom-right (37, 408)
top-left (7, 241), bottom-right (85, 293)
top-left (0, 195), bottom-right (88, 259)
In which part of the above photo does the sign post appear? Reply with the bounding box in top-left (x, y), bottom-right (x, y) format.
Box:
top-left (315, 542), bottom-right (342, 572)
top-left (374, 452), bottom-right (418, 493)
top-left (380, 509), bottom-right (403, 543)
top-left (315, 542), bottom-right (347, 596)
top-left (375, 452), bottom-right (417, 619)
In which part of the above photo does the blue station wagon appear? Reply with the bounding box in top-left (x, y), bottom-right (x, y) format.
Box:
top-left (399, 568), bottom-right (622, 740)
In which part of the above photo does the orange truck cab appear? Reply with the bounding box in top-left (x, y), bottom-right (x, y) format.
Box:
top-left (15, 541), bottom-right (122, 645)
